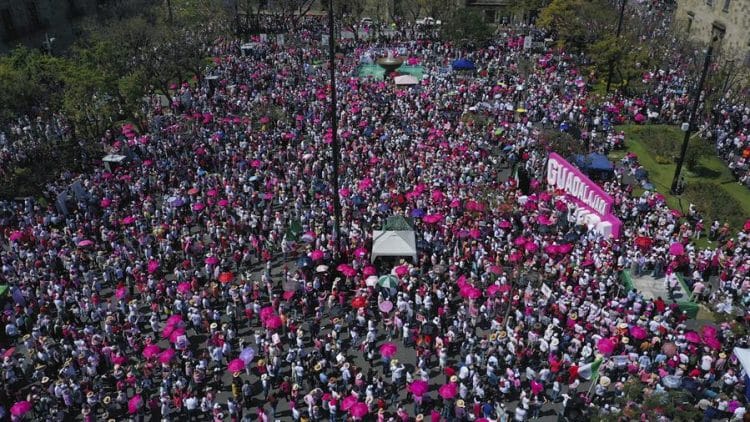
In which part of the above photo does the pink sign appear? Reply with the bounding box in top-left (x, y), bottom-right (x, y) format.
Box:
top-left (547, 153), bottom-right (621, 237)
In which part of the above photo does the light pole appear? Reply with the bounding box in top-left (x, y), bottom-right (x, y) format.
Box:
top-left (605, 0), bottom-right (627, 93)
top-left (670, 37), bottom-right (716, 194)
top-left (328, 0), bottom-right (343, 257)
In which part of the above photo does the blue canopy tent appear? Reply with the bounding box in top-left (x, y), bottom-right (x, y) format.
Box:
top-left (452, 58), bottom-right (476, 71)
top-left (573, 153), bottom-right (614, 173)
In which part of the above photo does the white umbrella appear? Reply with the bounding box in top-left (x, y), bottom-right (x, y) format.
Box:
top-left (316, 265), bottom-right (329, 273)
top-left (394, 75), bottom-right (418, 86)
top-left (365, 275), bottom-right (378, 287)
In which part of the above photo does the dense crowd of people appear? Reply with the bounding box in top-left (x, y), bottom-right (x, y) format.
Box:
top-left (0, 10), bottom-right (749, 422)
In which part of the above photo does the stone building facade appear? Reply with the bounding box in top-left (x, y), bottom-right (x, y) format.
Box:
top-left (675, 0), bottom-right (750, 63)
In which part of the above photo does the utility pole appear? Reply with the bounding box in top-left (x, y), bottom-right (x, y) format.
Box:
top-left (605, 0), bottom-right (627, 93)
top-left (670, 38), bottom-right (716, 194)
top-left (166, 0), bottom-right (173, 24)
top-left (328, 0), bottom-right (343, 257)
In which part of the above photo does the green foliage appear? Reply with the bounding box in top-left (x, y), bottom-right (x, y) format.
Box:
top-left (441, 9), bottom-right (494, 47)
top-left (0, 47), bottom-right (67, 120)
top-left (537, 0), bottom-right (616, 52)
top-left (539, 128), bottom-right (586, 157)
top-left (684, 138), bottom-right (716, 172)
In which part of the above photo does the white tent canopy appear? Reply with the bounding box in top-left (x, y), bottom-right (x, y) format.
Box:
top-left (734, 348), bottom-right (750, 375)
top-left (371, 230), bottom-right (417, 262)
top-left (394, 75), bottom-right (418, 86)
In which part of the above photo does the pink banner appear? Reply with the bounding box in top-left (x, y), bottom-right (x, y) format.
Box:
top-left (547, 153), bottom-right (621, 237)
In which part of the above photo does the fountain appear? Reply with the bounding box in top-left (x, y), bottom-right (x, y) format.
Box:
top-left (376, 51), bottom-right (404, 78)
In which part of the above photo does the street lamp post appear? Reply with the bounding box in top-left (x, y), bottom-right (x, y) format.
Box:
top-left (670, 38), bottom-right (716, 194)
top-left (605, 0), bottom-right (627, 93)
top-left (328, 0), bottom-right (343, 257)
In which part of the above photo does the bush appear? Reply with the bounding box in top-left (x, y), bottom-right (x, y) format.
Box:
top-left (682, 182), bottom-right (746, 229)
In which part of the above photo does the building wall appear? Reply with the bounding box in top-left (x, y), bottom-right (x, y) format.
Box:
top-left (675, 0), bottom-right (750, 63)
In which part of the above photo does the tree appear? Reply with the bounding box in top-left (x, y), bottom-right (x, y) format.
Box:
top-left (588, 33), bottom-right (650, 93)
top-left (441, 9), bottom-right (493, 47)
top-left (537, 0), bottom-right (616, 53)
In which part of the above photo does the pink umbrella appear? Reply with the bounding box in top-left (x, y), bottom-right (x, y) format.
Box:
top-left (350, 402), bottom-right (369, 419)
top-left (630, 325), bottom-right (648, 340)
top-left (487, 285), bottom-right (501, 297)
top-left (498, 220), bottom-right (512, 229)
top-left (77, 239), bottom-right (94, 247)
top-left (341, 395), bottom-right (358, 411)
top-left (158, 348), bottom-right (175, 364)
top-left (205, 256), bottom-right (219, 265)
top-left (10, 401), bottom-right (32, 417)
top-left (379, 300), bottom-right (393, 313)
top-left (283, 290), bottom-right (295, 300)
top-left (100, 198), bottom-right (112, 208)
top-left (439, 383), bottom-right (457, 399)
top-left (597, 338), bottom-right (616, 356)
top-left (147, 259), bottom-right (160, 274)
top-left (142, 344), bottom-right (161, 359)
top-left (409, 380), bottom-right (429, 396)
top-left (362, 266), bottom-right (377, 276)
top-left (669, 242), bottom-right (685, 256)
top-left (161, 324), bottom-right (176, 339)
top-left (8, 231), bottom-right (23, 242)
top-left (218, 199), bottom-right (229, 207)
top-left (168, 327), bottom-right (186, 343)
top-left (704, 336), bottom-right (721, 350)
top-left (685, 331), bottom-right (701, 343)
top-left (192, 202), bottom-right (205, 211)
top-left (530, 380), bottom-right (544, 395)
top-left (115, 286), bottom-right (127, 300)
top-left (423, 214), bottom-right (444, 224)
top-left (487, 265), bottom-right (502, 275)
top-left (353, 247), bottom-right (368, 258)
top-left (265, 315), bottom-right (283, 330)
top-left (166, 315), bottom-right (183, 326)
top-left (228, 358), bottom-right (246, 372)
top-left (337, 264), bottom-right (357, 277)
top-left (121, 216), bottom-right (136, 225)
top-left (310, 250), bottom-right (325, 261)
top-left (259, 306), bottom-right (276, 322)
top-left (514, 236), bottom-right (527, 246)
top-left (431, 190), bottom-right (444, 202)
top-left (393, 265), bottom-right (409, 277)
top-left (524, 241), bottom-right (538, 253)
top-left (701, 325), bottom-right (717, 339)
top-left (128, 394), bottom-right (143, 414)
top-left (379, 342), bottom-right (398, 358)
top-left (177, 282), bottom-right (191, 294)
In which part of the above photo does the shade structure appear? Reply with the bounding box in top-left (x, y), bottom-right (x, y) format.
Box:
top-left (239, 347), bottom-right (255, 364)
top-left (128, 394), bottom-right (143, 414)
top-left (350, 402), bottom-right (369, 419)
top-left (379, 300), bottom-right (393, 312)
top-left (669, 242), bottom-right (685, 256)
top-left (10, 401), bottom-right (32, 416)
top-left (142, 344), bottom-right (161, 359)
top-left (351, 296), bottom-right (367, 309)
top-left (452, 58), bottom-right (476, 70)
top-left (394, 74), bottom-right (419, 85)
top-left (265, 315), bottom-right (283, 330)
top-left (341, 395), bottom-right (358, 411)
top-left (379, 342), bottom-right (398, 357)
top-left (439, 383), bottom-right (457, 399)
top-left (228, 358), bottom-right (246, 372)
top-left (409, 379), bottom-right (429, 396)
top-left (371, 230), bottom-right (417, 262)
top-left (377, 275), bottom-right (399, 289)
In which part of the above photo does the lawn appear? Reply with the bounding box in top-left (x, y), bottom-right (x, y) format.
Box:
top-left (612, 124), bottom-right (750, 235)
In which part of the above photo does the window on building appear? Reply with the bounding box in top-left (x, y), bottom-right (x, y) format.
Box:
top-left (686, 11), bottom-right (694, 33)
top-left (706, 0), bottom-right (713, 7)
top-left (722, 0), bottom-right (730, 11)
top-left (712, 22), bottom-right (726, 41)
